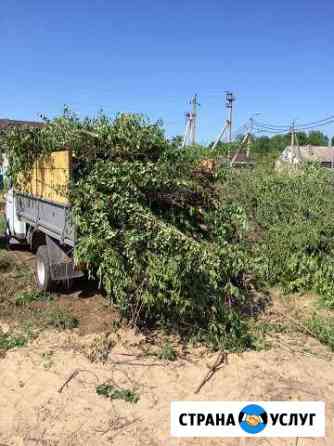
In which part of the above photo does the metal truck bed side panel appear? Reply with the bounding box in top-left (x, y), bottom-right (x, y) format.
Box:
top-left (15, 192), bottom-right (75, 246)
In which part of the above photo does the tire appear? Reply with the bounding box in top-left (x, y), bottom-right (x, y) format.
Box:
top-left (4, 222), bottom-right (12, 250)
top-left (36, 245), bottom-right (53, 291)
top-left (4, 235), bottom-right (12, 250)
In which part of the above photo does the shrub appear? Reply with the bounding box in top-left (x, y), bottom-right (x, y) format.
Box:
top-left (86, 334), bottom-right (114, 363)
top-left (157, 341), bottom-right (177, 361)
top-left (0, 331), bottom-right (26, 351)
top-left (96, 384), bottom-right (139, 403)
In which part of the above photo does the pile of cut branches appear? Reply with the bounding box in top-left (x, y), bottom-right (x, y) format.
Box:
top-left (2, 110), bottom-right (254, 350)
top-left (222, 164), bottom-right (334, 308)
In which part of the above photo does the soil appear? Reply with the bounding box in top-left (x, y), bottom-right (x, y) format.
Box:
top-left (0, 245), bottom-right (333, 446)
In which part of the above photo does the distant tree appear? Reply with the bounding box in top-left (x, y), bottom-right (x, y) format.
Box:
top-left (212, 141), bottom-right (238, 159)
top-left (248, 130), bottom-right (331, 164)
top-left (270, 134), bottom-right (290, 152)
top-left (307, 131), bottom-right (329, 146)
top-left (295, 132), bottom-right (308, 146)
top-left (169, 135), bottom-right (183, 148)
top-left (251, 136), bottom-right (271, 154)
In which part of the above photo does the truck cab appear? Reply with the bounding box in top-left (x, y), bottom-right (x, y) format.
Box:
top-left (5, 188), bottom-right (27, 242)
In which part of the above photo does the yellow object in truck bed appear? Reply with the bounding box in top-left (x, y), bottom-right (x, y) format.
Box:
top-left (17, 150), bottom-right (71, 205)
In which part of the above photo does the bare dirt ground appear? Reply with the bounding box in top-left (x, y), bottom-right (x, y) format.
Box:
top-left (0, 245), bottom-right (334, 445)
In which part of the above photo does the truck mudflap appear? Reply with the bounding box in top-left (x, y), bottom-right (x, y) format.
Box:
top-left (46, 235), bottom-right (83, 281)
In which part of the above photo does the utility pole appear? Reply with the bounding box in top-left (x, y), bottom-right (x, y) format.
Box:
top-left (290, 120), bottom-right (302, 165)
top-left (182, 117), bottom-right (190, 148)
top-left (291, 120), bottom-right (295, 148)
top-left (211, 92), bottom-right (235, 153)
top-left (246, 118), bottom-right (254, 157)
top-left (225, 91), bottom-right (235, 143)
top-left (182, 94), bottom-right (199, 147)
top-left (191, 94), bottom-right (198, 145)
top-left (212, 121), bottom-right (229, 150)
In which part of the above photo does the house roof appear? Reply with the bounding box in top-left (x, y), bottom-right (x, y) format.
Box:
top-left (0, 119), bottom-right (44, 129)
top-left (285, 145), bottom-right (334, 163)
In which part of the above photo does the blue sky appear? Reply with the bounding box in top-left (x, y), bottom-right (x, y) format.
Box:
top-left (1, 0), bottom-right (333, 143)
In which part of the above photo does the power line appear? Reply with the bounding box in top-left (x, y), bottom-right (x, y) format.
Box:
top-left (253, 127), bottom-right (292, 135)
top-left (296, 115), bottom-right (334, 128)
top-left (254, 120), bottom-right (290, 130)
top-left (253, 121), bottom-right (334, 135)
top-left (253, 115), bottom-right (334, 134)
top-left (295, 120), bottom-right (334, 131)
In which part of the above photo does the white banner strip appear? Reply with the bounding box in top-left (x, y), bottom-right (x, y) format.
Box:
top-left (171, 401), bottom-right (325, 437)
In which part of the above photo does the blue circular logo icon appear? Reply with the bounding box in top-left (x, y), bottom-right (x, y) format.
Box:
top-left (239, 404), bottom-right (268, 434)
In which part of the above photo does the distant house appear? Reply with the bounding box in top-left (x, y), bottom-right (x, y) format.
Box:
top-left (278, 145), bottom-right (334, 169)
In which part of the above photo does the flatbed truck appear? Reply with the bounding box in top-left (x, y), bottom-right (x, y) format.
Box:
top-left (4, 150), bottom-right (83, 290)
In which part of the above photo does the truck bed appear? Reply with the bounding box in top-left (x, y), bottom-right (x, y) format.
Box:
top-left (16, 192), bottom-right (75, 247)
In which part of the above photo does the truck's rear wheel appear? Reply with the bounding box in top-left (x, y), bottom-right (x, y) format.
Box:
top-left (36, 246), bottom-right (53, 291)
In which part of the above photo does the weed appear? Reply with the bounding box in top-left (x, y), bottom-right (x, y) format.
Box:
top-left (0, 331), bottom-right (26, 351)
top-left (12, 267), bottom-right (34, 281)
top-left (111, 319), bottom-right (122, 331)
top-left (86, 333), bottom-right (115, 363)
top-left (0, 253), bottom-right (13, 273)
top-left (41, 350), bottom-right (54, 369)
top-left (247, 320), bottom-right (288, 351)
top-left (46, 307), bottom-right (79, 330)
top-left (156, 341), bottom-right (177, 361)
top-left (15, 290), bottom-right (53, 306)
top-left (306, 315), bottom-right (334, 351)
top-left (96, 384), bottom-right (139, 404)
top-left (20, 319), bottom-right (39, 341)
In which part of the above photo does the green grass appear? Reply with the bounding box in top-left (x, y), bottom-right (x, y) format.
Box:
top-left (249, 320), bottom-right (289, 351)
top-left (306, 315), bottom-right (334, 351)
top-left (15, 290), bottom-right (53, 306)
top-left (96, 384), bottom-right (139, 403)
top-left (0, 332), bottom-right (27, 351)
top-left (156, 341), bottom-right (177, 361)
top-left (45, 307), bottom-right (79, 330)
